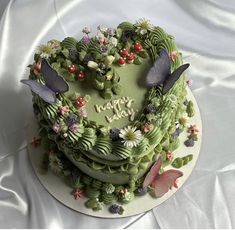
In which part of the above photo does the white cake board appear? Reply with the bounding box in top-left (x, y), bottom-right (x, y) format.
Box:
top-left (27, 88), bottom-right (202, 218)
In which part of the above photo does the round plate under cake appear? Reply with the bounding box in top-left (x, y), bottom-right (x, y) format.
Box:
top-left (27, 87), bottom-right (202, 218)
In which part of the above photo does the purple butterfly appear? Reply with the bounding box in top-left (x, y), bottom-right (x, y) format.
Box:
top-left (21, 59), bottom-right (69, 104)
top-left (146, 49), bottom-right (190, 94)
top-left (143, 156), bottom-right (183, 198)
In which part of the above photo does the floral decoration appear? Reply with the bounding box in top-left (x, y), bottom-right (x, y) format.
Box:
top-left (52, 122), bottom-right (61, 133)
top-left (36, 39), bottom-right (61, 58)
top-left (119, 126), bottom-right (143, 148)
top-left (135, 18), bottom-right (154, 35)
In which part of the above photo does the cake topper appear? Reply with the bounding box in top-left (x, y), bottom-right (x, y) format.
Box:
top-left (21, 59), bottom-right (69, 104)
top-left (146, 49), bottom-right (190, 94)
top-left (143, 156), bottom-right (183, 197)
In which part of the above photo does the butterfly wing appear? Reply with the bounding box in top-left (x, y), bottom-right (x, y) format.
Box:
top-left (162, 63), bottom-right (190, 94)
top-left (21, 79), bottom-right (57, 104)
top-left (146, 49), bottom-right (171, 87)
top-left (41, 59), bottom-right (69, 93)
top-left (152, 169), bottom-right (183, 198)
top-left (143, 157), bottom-right (162, 188)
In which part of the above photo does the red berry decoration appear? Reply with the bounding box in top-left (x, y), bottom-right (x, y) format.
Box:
top-left (119, 49), bottom-right (129, 57)
top-left (68, 64), bottom-right (77, 73)
top-left (77, 71), bottom-right (86, 80)
top-left (118, 57), bottom-right (126, 66)
top-left (134, 42), bottom-right (143, 52)
top-left (127, 52), bottom-right (135, 63)
top-left (76, 97), bottom-right (86, 107)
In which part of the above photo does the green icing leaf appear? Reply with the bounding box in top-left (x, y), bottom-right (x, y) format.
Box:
top-left (61, 48), bottom-right (69, 58)
top-left (186, 100), bottom-right (195, 117)
top-left (133, 57), bottom-right (142, 65)
top-left (93, 79), bottom-right (104, 90)
top-left (138, 50), bottom-right (148, 58)
top-left (171, 157), bottom-right (183, 168)
top-left (79, 50), bottom-right (87, 61)
top-left (101, 89), bottom-right (113, 100)
top-left (112, 84), bottom-right (122, 95)
top-left (85, 198), bottom-right (102, 211)
top-left (58, 68), bottom-right (75, 82)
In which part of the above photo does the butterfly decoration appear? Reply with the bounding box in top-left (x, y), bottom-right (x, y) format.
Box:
top-left (143, 156), bottom-right (183, 198)
top-left (21, 59), bottom-right (69, 104)
top-left (146, 49), bottom-right (190, 94)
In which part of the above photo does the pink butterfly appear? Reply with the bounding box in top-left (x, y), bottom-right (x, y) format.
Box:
top-left (143, 157), bottom-right (183, 198)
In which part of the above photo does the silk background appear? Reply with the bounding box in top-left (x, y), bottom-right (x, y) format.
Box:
top-left (0, 0), bottom-right (235, 228)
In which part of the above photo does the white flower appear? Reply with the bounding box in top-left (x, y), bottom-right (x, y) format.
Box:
top-left (48, 151), bottom-right (63, 174)
top-left (47, 39), bottom-right (61, 50)
top-left (82, 26), bottom-right (91, 34)
top-left (109, 37), bottom-right (117, 47)
top-left (36, 39), bottom-right (60, 58)
top-left (87, 60), bottom-right (98, 69)
top-left (119, 126), bottom-right (143, 148)
top-left (97, 25), bottom-right (108, 33)
top-left (135, 18), bottom-right (154, 35)
top-left (179, 112), bottom-right (190, 127)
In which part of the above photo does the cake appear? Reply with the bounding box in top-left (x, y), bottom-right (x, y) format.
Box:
top-left (22, 19), bottom-right (198, 214)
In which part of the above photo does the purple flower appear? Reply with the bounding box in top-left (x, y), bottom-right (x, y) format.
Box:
top-left (145, 104), bottom-right (157, 114)
top-left (109, 204), bottom-right (124, 215)
top-left (65, 114), bottom-right (78, 126)
top-left (110, 128), bottom-right (120, 141)
top-left (69, 49), bottom-right (79, 62)
top-left (69, 123), bottom-right (79, 133)
top-left (184, 139), bottom-right (194, 147)
top-left (107, 28), bottom-right (115, 36)
top-left (52, 122), bottom-right (61, 133)
top-left (79, 107), bottom-right (88, 118)
top-left (83, 53), bottom-right (93, 63)
top-left (121, 30), bottom-right (135, 42)
top-left (100, 45), bottom-right (108, 53)
top-left (172, 127), bottom-right (180, 138)
top-left (135, 187), bottom-right (148, 196)
top-left (82, 35), bottom-right (91, 44)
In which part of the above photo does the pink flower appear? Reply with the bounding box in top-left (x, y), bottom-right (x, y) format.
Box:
top-left (169, 51), bottom-right (178, 62)
top-left (82, 35), bottom-right (91, 44)
top-left (31, 136), bottom-right (41, 147)
top-left (188, 124), bottom-right (199, 134)
top-left (79, 106), bottom-right (88, 118)
top-left (186, 79), bottom-right (193, 87)
top-left (69, 123), bottom-right (79, 133)
top-left (166, 151), bottom-right (174, 161)
top-left (58, 106), bottom-right (70, 115)
top-left (52, 122), bottom-right (61, 133)
top-left (72, 188), bottom-right (84, 200)
top-left (143, 123), bottom-right (154, 133)
top-left (32, 61), bottom-right (41, 76)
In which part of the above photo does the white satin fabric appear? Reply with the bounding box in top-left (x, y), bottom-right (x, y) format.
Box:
top-left (0, 0), bottom-right (235, 228)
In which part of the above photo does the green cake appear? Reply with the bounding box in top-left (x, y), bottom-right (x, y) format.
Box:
top-left (22, 19), bottom-right (198, 214)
